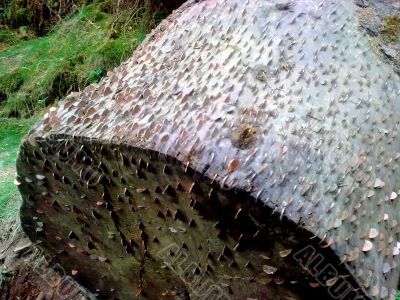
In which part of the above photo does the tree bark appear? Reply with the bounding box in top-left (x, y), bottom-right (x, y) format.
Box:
top-left (17, 0), bottom-right (400, 299)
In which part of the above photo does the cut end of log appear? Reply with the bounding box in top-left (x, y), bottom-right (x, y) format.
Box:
top-left (18, 138), bottom-right (363, 299)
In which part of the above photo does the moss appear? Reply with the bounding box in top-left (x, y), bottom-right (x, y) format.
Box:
top-left (381, 16), bottom-right (400, 43)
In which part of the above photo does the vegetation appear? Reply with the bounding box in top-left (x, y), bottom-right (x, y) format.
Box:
top-left (0, 266), bottom-right (13, 287)
top-left (1, 0), bottom-right (87, 33)
top-left (0, 1), bottom-right (168, 118)
top-left (381, 16), bottom-right (400, 43)
top-left (0, 117), bottom-right (36, 219)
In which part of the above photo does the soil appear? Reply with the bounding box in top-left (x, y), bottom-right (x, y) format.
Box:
top-left (0, 218), bottom-right (92, 299)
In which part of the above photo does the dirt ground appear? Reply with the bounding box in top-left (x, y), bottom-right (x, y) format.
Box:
top-left (0, 217), bottom-right (92, 299)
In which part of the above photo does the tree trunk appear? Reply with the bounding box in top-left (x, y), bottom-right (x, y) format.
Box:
top-left (17, 0), bottom-right (400, 299)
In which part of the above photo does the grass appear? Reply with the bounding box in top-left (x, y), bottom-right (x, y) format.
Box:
top-left (0, 117), bottom-right (36, 219)
top-left (0, 1), bottom-right (166, 118)
top-left (0, 25), bottom-right (36, 50)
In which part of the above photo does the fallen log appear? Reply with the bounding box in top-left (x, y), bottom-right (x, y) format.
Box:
top-left (17, 0), bottom-right (400, 299)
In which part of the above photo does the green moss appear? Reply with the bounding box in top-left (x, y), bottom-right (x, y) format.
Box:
top-left (381, 16), bottom-right (400, 43)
